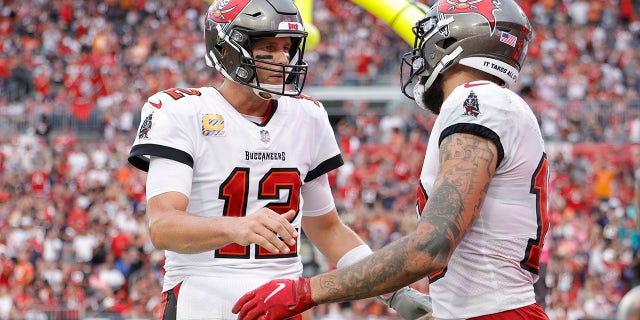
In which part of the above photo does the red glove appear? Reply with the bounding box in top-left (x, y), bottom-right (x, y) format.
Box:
top-left (232, 277), bottom-right (316, 320)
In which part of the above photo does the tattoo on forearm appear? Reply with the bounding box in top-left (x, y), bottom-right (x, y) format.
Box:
top-left (319, 238), bottom-right (411, 301)
top-left (317, 133), bottom-right (496, 304)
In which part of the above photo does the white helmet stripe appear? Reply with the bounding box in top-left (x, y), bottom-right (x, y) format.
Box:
top-left (216, 25), bottom-right (252, 59)
top-left (420, 16), bottom-right (454, 52)
top-left (423, 46), bottom-right (463, 90)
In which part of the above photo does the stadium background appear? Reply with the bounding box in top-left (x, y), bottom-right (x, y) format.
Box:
top-left (1, 0), bottom-right (639, 319)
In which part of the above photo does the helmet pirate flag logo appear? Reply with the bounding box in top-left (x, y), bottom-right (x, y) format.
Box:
top-left (208, 0), bottom-right (250, 23)
top-left (440, 0), bottom-right (501, 33)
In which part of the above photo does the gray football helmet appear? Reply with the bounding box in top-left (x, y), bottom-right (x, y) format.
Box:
top-left (401, 0), bottom-right (532, 110)
top-left (204, 0), bottom-right (308, 99)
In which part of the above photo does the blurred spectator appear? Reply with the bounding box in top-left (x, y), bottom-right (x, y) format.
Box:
top-left (33, 114), bottom-right (51, 144)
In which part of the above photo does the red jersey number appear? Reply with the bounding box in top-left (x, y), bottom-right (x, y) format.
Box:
top-left (161, 87), bottom-right (202, 100)
top-left (521, 153), bottom-right (550, 274)
top-left (216, 168), bottom-right (301, 259)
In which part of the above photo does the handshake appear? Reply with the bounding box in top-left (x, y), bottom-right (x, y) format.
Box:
top-left (232, 277), bottom-right (432, 320)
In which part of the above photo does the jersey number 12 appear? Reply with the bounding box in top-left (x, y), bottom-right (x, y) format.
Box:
top-left (216, 167), bottom-right (301, 259)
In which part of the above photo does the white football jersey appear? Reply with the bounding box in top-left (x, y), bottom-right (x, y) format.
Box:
top-left (128, 87), bottom-right (342, 300)
top-left (416, 81), bottom-right (549, 319)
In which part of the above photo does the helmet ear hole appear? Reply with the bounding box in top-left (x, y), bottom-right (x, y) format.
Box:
top-left (438, 38), bottom-right (457, 50)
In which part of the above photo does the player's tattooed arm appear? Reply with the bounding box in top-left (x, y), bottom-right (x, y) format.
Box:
top-left (311, 133), bottom-right (498, 304)
top-left (417, 132), bottom-right (497, 257)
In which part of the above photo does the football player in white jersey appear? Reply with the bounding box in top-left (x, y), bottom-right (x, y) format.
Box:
top-left (232, 0), bottom-right (551, 319)
top-left (128, 0), bottom-right (430, 319)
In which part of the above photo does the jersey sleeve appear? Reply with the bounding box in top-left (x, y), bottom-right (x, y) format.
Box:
top-left (304, 101), bottom-right (344, 182)
top-left (145, 157), bottom-right (193, 199)
top-left (128, 92), bottom-right (197, 172)
top-left (437, 85), bottom-right (509, 168)
top-left (300, 174), bottom-right (335, 216)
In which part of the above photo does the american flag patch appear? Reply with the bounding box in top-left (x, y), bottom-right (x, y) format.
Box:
top-left (500, 32), bottom-right (517, 47)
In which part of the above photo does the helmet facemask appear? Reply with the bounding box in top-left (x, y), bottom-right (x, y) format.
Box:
top-left (244, 32), bottom-right (308, 99)
top-left (401, 11), bottom-right (459, 112)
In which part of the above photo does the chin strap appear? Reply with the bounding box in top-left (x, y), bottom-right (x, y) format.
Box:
top-left (252, 85), bottom-right (283, 100)
top-left (413, 82), bottom-right (427, 110)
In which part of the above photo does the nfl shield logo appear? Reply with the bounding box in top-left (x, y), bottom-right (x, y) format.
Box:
top-left (260, 130), bottom-right (270, 143)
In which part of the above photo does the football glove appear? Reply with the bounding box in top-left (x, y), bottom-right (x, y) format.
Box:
top-left (232, 277), bottom-right (316, 320)
top-left (377, 286), bottom-right (432, 320)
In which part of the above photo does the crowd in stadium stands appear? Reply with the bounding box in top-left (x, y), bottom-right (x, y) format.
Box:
top-left (1, 0), bottom-right (640, 319)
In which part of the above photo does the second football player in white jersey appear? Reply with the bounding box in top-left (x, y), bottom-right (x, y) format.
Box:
top-left (416, 81), bottom-right (549, 318)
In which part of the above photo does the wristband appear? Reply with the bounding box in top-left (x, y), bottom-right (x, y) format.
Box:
top-left (336, 244), bottom-right (373, 269)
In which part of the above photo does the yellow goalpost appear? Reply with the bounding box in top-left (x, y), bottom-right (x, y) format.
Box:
top-left (294, 0), bottom-right (428, 49)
